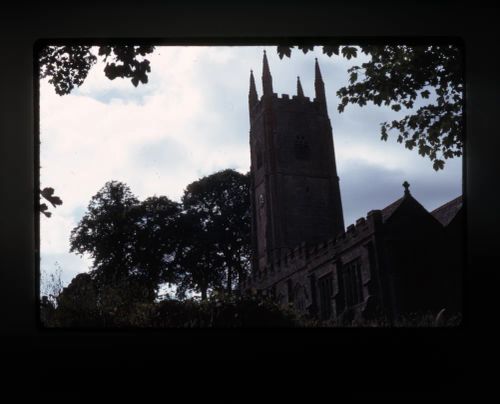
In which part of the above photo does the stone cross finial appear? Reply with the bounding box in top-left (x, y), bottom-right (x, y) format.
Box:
top-left (403, 181), bottom-right (410, 195)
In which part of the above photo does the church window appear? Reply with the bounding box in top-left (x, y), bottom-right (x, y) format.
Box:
top-left (294, 134), bottom-right (310, 160)
top-left (318, 273), bottom-right (333, 320)
top-left (294, 284), bottom-right (307, 311)
top-left (340, 258), bottom-right (364, 308)
top-left (295, 293), bottom-right (305, 311)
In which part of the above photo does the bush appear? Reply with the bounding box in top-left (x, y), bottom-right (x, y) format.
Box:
top-left (43, 282), bottom-right (462, 328)
top-left (152, 293), bottom-right (305, 327)
top-left (45, 289), bottom-right (307, 328)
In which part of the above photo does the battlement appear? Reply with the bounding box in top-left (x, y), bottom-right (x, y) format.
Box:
top-left (257, 93), bottom-right (315, 103)
top-left (241, 209), bottom-right (379, 292)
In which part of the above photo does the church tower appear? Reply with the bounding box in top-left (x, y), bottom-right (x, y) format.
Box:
top-left (249, 51), bottom-right (345, 274)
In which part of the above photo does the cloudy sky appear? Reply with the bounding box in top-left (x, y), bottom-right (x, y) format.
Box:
top-left (39, 45), bottom-right (462, 287)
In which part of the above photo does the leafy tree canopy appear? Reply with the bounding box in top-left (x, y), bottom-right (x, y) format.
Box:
top-left (175, 169), bottom-right (251, 299)
top-left (132, 195), bottom-right (181, 289)
top-left (70, 181), bottom-right (139, 275)
top-left (69, 181), bottom-right (180, 302)
top-left (68, 170), bottom-right (250, 302)
top-left (277, 44), bottom-right (463, 170)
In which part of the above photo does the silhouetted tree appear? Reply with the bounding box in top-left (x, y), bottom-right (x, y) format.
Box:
top-left (70, 181), bottom-right (139, 282)
top-left (68, 172), bottom-right (250, 303)
top-left (171, 210), bottom-right (226, 300)
top-left (277, 44), bottom-right (463, 170)
top-left (69, 181), bottom-right (182, 303)
top-left (180, 169), bottom-right (251, 297)
top-left (170, 170), bottom-right (251, 300)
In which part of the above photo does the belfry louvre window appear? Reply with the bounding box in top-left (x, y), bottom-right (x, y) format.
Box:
top-left (318, 273), bottom-right (333, 320)
top-left (294, 134), bottom-right (310, 160)
top-left (341, 258), bottom-right (364, 307)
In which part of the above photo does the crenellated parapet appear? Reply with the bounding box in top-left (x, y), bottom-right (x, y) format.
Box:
top-left (241, 209), bottom-right (382, 292)
top-left (250, 92), bottom-right (319, 110)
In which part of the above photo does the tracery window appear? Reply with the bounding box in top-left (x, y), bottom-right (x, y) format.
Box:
top-left (340, 258), bottom-right (364, 308)
top-left (318, 273), bottom-right (333, 320)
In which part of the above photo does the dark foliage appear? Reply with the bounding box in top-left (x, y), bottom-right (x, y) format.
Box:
top-left (277, 44), bottom-right (463, 170)
top-left (44, 290), bottom-right (304, 328)
top-left (174, 169), bottom-right (251, 299)
top-left (39, 187), bottom-right (63, 218)
top-left (150, 293), bottom-right (303, 328)
top-left (42, 285), bottom-right (461, 328)
top-left (68, 170), bottom-right (250, 304)
top-left (170, 210), bottom-right (226, 300)
top-left (132, 196), bottom-right (182, 290)
top-left (69, 181), bottom-right (140, 280)
top-left (49, 273), bottom-right (100, 327)
top-left (69, 181), bottom-right (179, 302)
top-left (39, 46), bottom-right (97, 95)
top-left (39, 45), bottom-right (155, 95)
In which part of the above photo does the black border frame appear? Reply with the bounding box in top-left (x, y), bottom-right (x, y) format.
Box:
top-left (2, 0), bottom-right (497, 397)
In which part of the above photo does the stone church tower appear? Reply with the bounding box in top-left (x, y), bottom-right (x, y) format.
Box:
top-left (248, 51), bottom-right (345, 274)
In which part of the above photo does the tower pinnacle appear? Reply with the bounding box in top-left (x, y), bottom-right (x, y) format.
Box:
top-left (314, 58), bottom-right (326, 105)
top-left (297, 76), bottom-right (304, 97)
top-left (249, 69), bottom-right (258, 108)
top-left (262, 50), bottom-right (273, 96)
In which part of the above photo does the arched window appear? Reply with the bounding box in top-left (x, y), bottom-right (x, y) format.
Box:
top-left (339, 258), bottom-right (364, 309)
top-left (294, 284), bottom-right (307, 311)
top-left (318, 273), bottom-right (333, 320)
